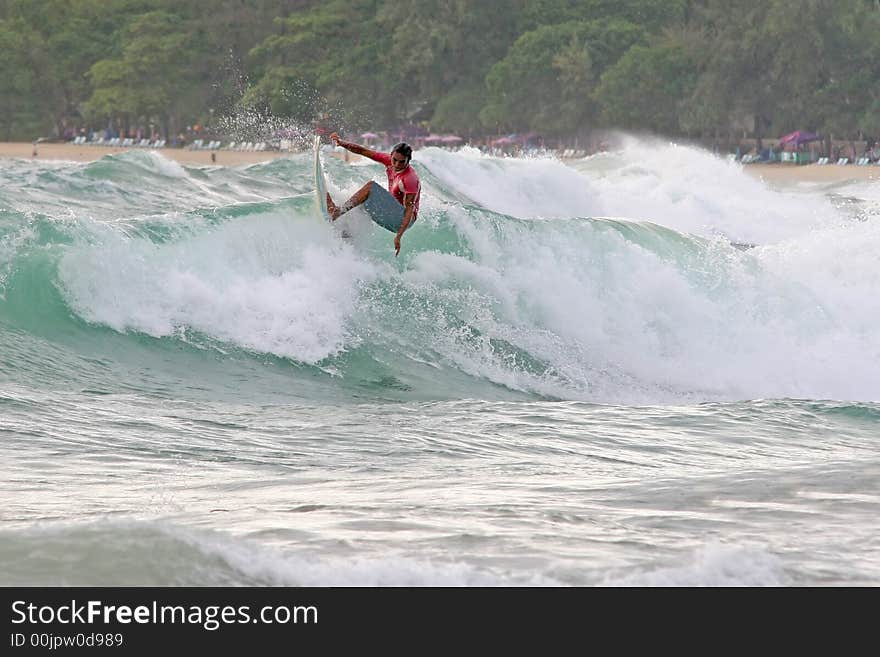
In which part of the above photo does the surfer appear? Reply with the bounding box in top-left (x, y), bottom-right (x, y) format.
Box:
top-left (326, 132), bottom-right (420, 256)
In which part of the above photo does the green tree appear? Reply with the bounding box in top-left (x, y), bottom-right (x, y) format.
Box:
top-left (678, 1), bottom-right (771, 142)
top-left (246, 0), bottom-right (390, 130)
top-left (679, 0), bottom-right (880, 147)
top-left (5, 0), bottom-right (151, 138)
top-left (429, 84), bottom-right (487, 136)
top-left (0, 19), bottom-right (44, 140)
top-left (375, 0), bottom-right (522, 132)
top-left (159, 0), bottom-right (303, 123)
top-left (481, 19), bottom-right (646, 135)
top-left (808, 0), bottom-right (880, 140)
top-left (516, 0), bottom-right (687, 33)
top-left (85, 11), bottom-right (193, 137)
top-left (1, 0), bottom-right (877, 146)
top-left (594, 40), bottom-right (698, 135)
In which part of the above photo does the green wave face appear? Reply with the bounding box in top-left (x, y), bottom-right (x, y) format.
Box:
top-left (2, 145), bottom-right (879, 404)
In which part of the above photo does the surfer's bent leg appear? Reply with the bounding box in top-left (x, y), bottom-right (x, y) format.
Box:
top-left (334, 181), bottom-right (373, 219)
top-left (326, 193), bottom-right (342, 220)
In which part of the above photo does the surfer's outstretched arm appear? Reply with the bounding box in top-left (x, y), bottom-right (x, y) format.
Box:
top-left (330, 132), bottom-right (382, 161)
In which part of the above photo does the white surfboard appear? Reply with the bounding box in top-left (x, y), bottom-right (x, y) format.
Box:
top-left (313, 135), bottom-right (331, 222)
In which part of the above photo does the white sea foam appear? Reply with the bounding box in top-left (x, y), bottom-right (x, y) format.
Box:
top-left (401, 140), bottom-right (880, 403)
top-left (602, 542), bottom-right (788, 586)
top-left (118, 149), bottom-right (188, 179)
top-left (57, 210), bottom-right (377, 363)
top-left (0, 521), bottom-right (788, 586)
top-left (170, 524), bottom-right (558, 586)
top-left (577, 135), bottom-right (841, 244)
top-left (46, 136), bottom-right (880, 402)
top-left (418, 146), bottom-right (605, 218)
top-left (0, 520), bottom-right (560, 586)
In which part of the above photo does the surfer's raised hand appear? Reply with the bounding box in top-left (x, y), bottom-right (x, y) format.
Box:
top-left (330, 132), bottom-right (342, 147)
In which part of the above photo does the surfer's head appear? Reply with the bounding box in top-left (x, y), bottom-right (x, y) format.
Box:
top-left (390, 142), bottom-right (412, 171)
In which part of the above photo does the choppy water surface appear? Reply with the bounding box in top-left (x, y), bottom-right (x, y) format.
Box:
top-left (1, 140), bottom-right (878, 585)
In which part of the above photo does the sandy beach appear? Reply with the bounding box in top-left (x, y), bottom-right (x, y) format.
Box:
top-left (744, 162), bottom-right (880, 183)
top-left (5, 141), bottom-right (289, 166)
top-left (4, 142), bottom-right (879, 183)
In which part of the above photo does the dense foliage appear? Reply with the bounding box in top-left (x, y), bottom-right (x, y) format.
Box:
top-left (1, 0), bottom-right (878, 144)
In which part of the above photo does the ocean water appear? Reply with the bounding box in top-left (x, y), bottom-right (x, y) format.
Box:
top-left (1, 138), bottom-right (878, 586)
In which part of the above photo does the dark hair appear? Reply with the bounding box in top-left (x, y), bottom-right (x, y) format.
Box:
top-left (391, 142), bottom-right (412, 161)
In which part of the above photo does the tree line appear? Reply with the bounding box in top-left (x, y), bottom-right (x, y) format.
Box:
top-left (1, 0), bottom-right (878, 149)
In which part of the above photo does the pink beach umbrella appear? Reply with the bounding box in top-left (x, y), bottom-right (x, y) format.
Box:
top-left (778, 130), bottom-right (821, 148)
top-left (360, 132), bottom-right (380, 140)
top-left (440, 135), bottom-right (463, 144)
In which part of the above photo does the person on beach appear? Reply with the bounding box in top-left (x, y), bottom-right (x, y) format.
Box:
top-left (326, 132), bottom-right (420, 256)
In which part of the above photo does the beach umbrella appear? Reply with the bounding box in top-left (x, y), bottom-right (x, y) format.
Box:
top-left (779, 130), bottom-right (821, 148)
top-left (440, 135), bottom-right (463, 144)
top-left (423, 134), bottom-right (444, 143)
top-left (360, 132), bottom-right (380, 140)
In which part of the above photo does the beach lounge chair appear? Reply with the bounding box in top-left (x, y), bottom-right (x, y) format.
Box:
top-left (835, 157), bottom-right (849, 165)
top-left (816, 156), bottom-right (829, 165)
